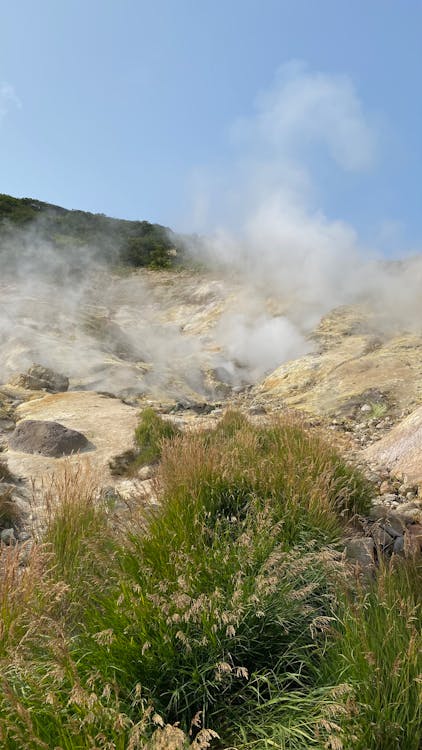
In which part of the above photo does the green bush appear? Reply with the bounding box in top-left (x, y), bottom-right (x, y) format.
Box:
top-left (77, 412), bottom-right (372, 733)
top-left (133, 407), bottom-right (180, 467)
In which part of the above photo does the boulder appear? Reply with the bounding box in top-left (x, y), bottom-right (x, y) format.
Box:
top-left (9, 420), bottom-right (89, 457)
top-left (12, 365), bottom-right (69, 393)
top-left (1, 528), bottom-right (16, 545)
top-left (345, 537), bottom-right (375, 570)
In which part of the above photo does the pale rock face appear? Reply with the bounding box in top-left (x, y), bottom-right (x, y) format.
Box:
top-left (253, 305), bottom-right (422, 418)
top-left (11, 365), bottom-right (69, 393)
top-left (364, 406), bottom-right (422, 486)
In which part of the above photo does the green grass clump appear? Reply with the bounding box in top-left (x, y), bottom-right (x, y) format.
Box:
top-left (0, 412), bottom-right (419, 749)
top-left (43, 463), bottom-right (116, 594)
top-left (76, 412), bottom-right (372, 734)
top-left (133, 407), bottom-right (180, 467)
top-left (368, 401), bottom-right (388, 419)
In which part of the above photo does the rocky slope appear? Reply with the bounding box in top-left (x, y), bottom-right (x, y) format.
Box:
top-left (1, 264), bottom-right (422, 561)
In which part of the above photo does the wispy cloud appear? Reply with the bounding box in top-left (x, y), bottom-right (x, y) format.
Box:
top-left (232, 61), bottom-right (376, 172)
top-left (0, 82), bottom-right (21, 122)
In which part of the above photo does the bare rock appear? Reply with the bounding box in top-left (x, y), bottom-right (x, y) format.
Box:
top-left (371, 524), bottom-right (394, 550)
top-left (1, 528), bottom-right (16, 545)
top-left (9, 420), bottom-right (89, 457)
top-left (12, 364), bottom-right (69, 393)
top-left (404, 524), bottom-right (422, 559)
top-left (365, 406), bottom-right (422, 485)
top-left (345, 537), bottom-right (375, 569)
top-left (393, 535), bottom-right (405, 555)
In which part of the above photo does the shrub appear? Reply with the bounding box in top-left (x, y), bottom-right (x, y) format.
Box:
top-left (133, 408), bottom-right (180, 467)
top-left (80, 412), bottom-right (371, 734)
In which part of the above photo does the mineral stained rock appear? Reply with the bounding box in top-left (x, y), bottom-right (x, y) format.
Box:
top-left (12, 364), bottom-right (69, 393)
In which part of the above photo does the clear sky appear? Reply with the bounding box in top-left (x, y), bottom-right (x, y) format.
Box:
top-left (1, 1), bottom-right (421, 253)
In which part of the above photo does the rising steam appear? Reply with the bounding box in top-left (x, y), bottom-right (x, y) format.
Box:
top-left (1, 62), bottom-right (421, 399)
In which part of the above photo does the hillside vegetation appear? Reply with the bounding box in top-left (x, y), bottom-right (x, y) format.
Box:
top-left (0, 411), bottom-right (420, 749)
top-left (0, 193), bottom-right (185, 269)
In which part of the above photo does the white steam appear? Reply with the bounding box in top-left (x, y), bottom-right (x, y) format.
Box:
top-left (185, 61), bottom-right (422, 379)
top-left (1, 62), bottom-right (421, 399)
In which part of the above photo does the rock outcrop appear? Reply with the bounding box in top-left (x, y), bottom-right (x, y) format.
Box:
top-left (364, 405), bottom-right (422, 487)
top-left (12, 365), bottom-right (69, 393)
top-left (253, 305), bottom-right (422, 419)
top-left (9, 420), bottom-right (89, 457)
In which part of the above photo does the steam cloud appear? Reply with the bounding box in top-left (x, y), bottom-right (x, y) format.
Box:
top-left (186, 61), bottom-right (422, 374)
top-left (1, 62), bottom-right (421, 399)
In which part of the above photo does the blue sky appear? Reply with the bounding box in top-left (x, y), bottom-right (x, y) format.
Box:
top-left (1, 1), bottom-right (421, 254)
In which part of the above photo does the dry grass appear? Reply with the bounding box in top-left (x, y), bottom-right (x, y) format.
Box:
top-left (0, 486), bottom-right (23, 530)
top-left (0, 413), bottom-right (419, 749)
top-left (0, 458), bottom-right (14, 483)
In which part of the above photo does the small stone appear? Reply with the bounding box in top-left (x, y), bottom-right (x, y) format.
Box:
top-left (393, 535), bottom-right (405, 555)
top-left (392, 502), bottom-right (422, 526)
top-left (380, 522), bottom-right (400, 539)
top-left (382, 493), bottom-right (398, 504)
top-left (345, 537), bottom-right (375, 569)
top-left (372, 525), bottom-right (394, 549)
top-left (361, 404), bottom-right (371, 412)
top-left (379, 480), bottom-right (392, 494)
top-left (12, 364), bottom-right (69, 393)
top-left (9, 420), bottom-right (89, 458)
top-left (370, 504), bottom-right (388, 521)
top-left (406, 491), bottom-right (417, 502)
top-left (1, 528), bottom-right (16, 545)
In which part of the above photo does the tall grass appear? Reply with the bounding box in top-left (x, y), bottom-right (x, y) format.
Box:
top-left (0, 411), bottom-right (419, 749)
top-left (75, 412), bottom-right (371, 732)
top-left (321, 558), bottom-right (422, 750)
top-left (133, 407), bottom-right (180, 467)
top-left (43, 462), bottom-right (115, 589)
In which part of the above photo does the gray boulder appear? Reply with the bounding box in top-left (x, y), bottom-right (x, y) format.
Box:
top-left (9, 420), bottom-right (89, 457)
top-left (1, 528), bottom-right (16, 545)
top-left (345, 537), bottom-right (375, 570)
top-left (12, 364), bottom-right (69, 393)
